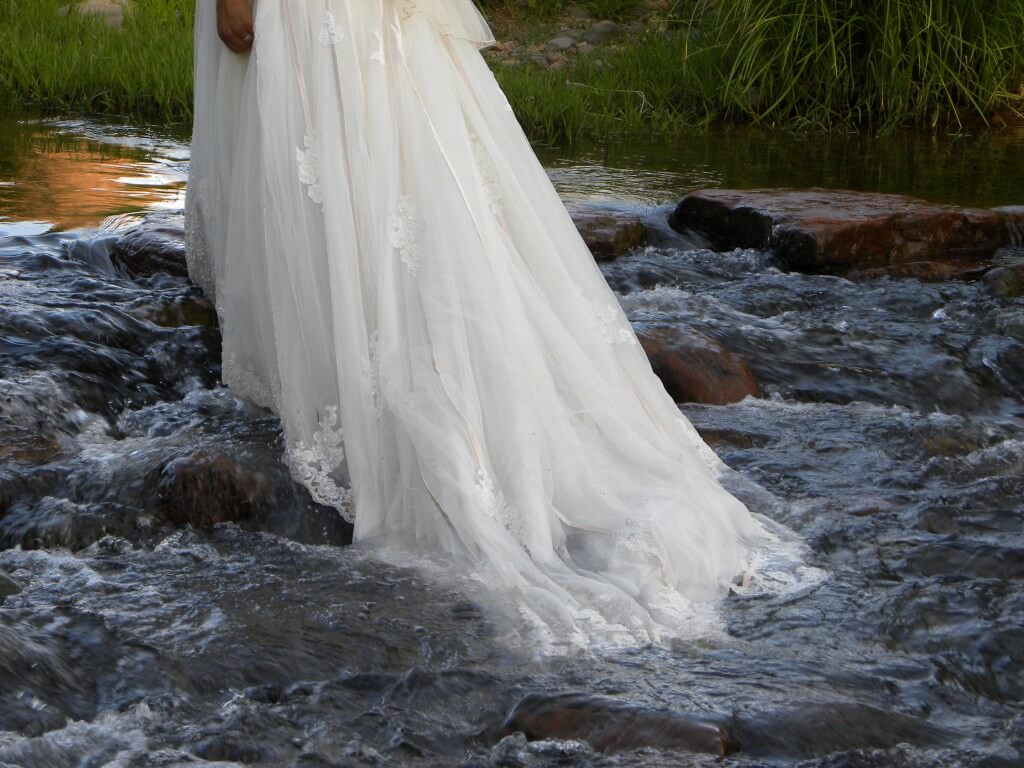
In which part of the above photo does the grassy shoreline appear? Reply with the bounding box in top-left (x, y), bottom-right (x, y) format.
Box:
top-left (1, 0), bottom-right (1022, 144)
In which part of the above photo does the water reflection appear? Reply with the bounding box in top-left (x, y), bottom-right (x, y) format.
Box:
top-left (0, 111), bottom-right (189, 234)
top-left (538, 127), bottom-right (1024, 208)
top-left (2, 110), bottom-right (1024, 233)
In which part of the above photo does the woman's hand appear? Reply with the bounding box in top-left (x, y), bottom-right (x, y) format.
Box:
top-left (217, 0), bottom-right (254, 54)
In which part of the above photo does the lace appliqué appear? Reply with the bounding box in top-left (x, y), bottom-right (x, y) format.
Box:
top-left (474, 465), bottom-right (522, 543)
top-left (319, 9), bottom-right (342, 45)
top-left (296, 131), bottom-right (324, 205)
top-left (361, 328), bottom-right (383, 419)
top-left (618, 518), bottom-right (658, 556)
top-left (578, 287), bottom-right (639, 346)
top-left (675, 415), bottom-right (725, 473)
top-left (468, 130), bottom-right (504, 224)
top-left (389, 195), bottom-right (421, 276)
top-left (285, 405), bottom-right (354, 519)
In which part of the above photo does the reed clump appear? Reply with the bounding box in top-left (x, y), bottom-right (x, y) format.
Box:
top-left (688, 0), bottom-right (1024, 131)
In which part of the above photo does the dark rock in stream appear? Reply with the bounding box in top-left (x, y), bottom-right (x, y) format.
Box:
top-left (670, 189), bottom-right (1024, 274)
top-left (637, 325), bottom-right (759, 404)
top-left (108, 210), bottom-right (189, 279)
top-left (848, 260), bottom-right (973, 282)
top-left (734, 702), bottom-right (948, 759)
top-left (570, 208), bottom-right (647, 259)
top-left (495, 693), bottom-right (731, 756)
top-left (0, 571), bottom-right (19, 599)
top-left (494, 695), bottom-right (946, 761)
top-left (144, 445), bottom-right (353, 545)
top-left (983, 263), bottom-right (1024, 297)
top-left (0, 419), bottom-right (61, 465)
top-left (149, 448), bottom-right (275, 528)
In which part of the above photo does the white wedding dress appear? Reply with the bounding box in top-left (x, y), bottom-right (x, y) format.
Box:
top-left (185, 0), bottom-right (785, 646)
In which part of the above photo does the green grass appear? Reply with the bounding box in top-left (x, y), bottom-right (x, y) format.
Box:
top-left (686, 0), bottom-right (1024, 132)
top-left (1, 0), bottom-right (1021, 142)
top-left (0, 0), bottom-right (194, 122)
top-left (492, 29), bottom-right (715, 144)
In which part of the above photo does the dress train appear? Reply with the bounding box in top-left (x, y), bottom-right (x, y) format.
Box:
top-left (185, 0), bottom-right (785, 645)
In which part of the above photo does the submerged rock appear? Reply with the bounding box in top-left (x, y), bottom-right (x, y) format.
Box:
top-left (0, 419), bottom-right (61, 465)
top-left (983, 263), bottom-right (1024, 297)
top-left (150, 448), bottom-right (274, 529)
top-left (571, 209), bottom-right (646, 259)
top-left (496, 692), bottom-right (731, 756)
top-left (734, 701), bottom-right (948, 759)
top-left (144, 444), bottom-right (353, 546)
top-left (670, 188), bottom-right (1024, 274)
top-left (637, 325), bottom-right (759, 404)
top-left (108, 210), bottom-right (189, 279)
top-left (848, 260), bottom-right (973, 282)
top-left (0, 571), bottom-right (19, 599)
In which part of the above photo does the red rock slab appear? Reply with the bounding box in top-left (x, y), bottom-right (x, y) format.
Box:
top-left (571, 209), bottom-right (646, 260)
top-left (670, 188), bottom-right (1024, 273)
top-left (637, 325), bottom-right (759, 405)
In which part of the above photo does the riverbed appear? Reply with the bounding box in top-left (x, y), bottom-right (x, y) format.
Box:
top-left (0, 111), bottom-right (1021, 766)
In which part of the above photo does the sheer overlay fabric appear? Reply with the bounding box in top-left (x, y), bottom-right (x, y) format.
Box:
top-left (186, 0), bottom-right (791, 646)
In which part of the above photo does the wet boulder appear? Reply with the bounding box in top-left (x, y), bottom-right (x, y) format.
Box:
top-left (108, 210), bottom-right (189, 279)
top-left (0, 419), bottom-right (61, 465)
top-left (152, 448), bottom-right (273, 529)
top-left (128, 294), bottom-right (218, 328)
top-left (983, 262), bottom-right (1024, 297)
top-left (0, 497), bottom-right (141, 552)
top-left (733, 701), bottom-right (948, 759)
top-left (571, 209), bottom-right (647, 259)
top-left (0, 571), bottom-right (19, 599)
top-left (670, 189), bottom-right (1024, 274)
top-left (496, 692), bottom-right (731, 756)
top-left (637, 325), bottom-right (759, 404)
top-left (145, 446), bottom-right (352, 546)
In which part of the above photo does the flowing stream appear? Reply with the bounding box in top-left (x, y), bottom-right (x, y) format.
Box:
top-left (0, 111), bottom-right (1022, 767)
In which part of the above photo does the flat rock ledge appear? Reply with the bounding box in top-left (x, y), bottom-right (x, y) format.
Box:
top-left (670, 188), bottom-right (1024, 275)
top-left (570, 208), bottom-right (647, 259)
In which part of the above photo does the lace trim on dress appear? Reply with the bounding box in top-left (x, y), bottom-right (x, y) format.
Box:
top-left (361, 328), bottom-right (383, 419)
top-left (389, 195), bottom-right (422, 276)
top-left (284, 404), bottom-right (355, 519)
top-left (296, 130), bottom-right (324, 205)
top-left (474, 464), bottom-right (522, 544)
top-left (618, 518), bottom-right (656, 555)
top-left (675, 415), bottom-right (725, 473)
top-left (319, 9), bottom-right (342, 45)
top-left (468, 129), bottom-right (504, 224)
top-left (577, 287), bottom-right (640, 347)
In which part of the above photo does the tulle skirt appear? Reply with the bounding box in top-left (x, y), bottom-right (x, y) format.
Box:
top-left (185, 0), bottom-right (776, 646)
